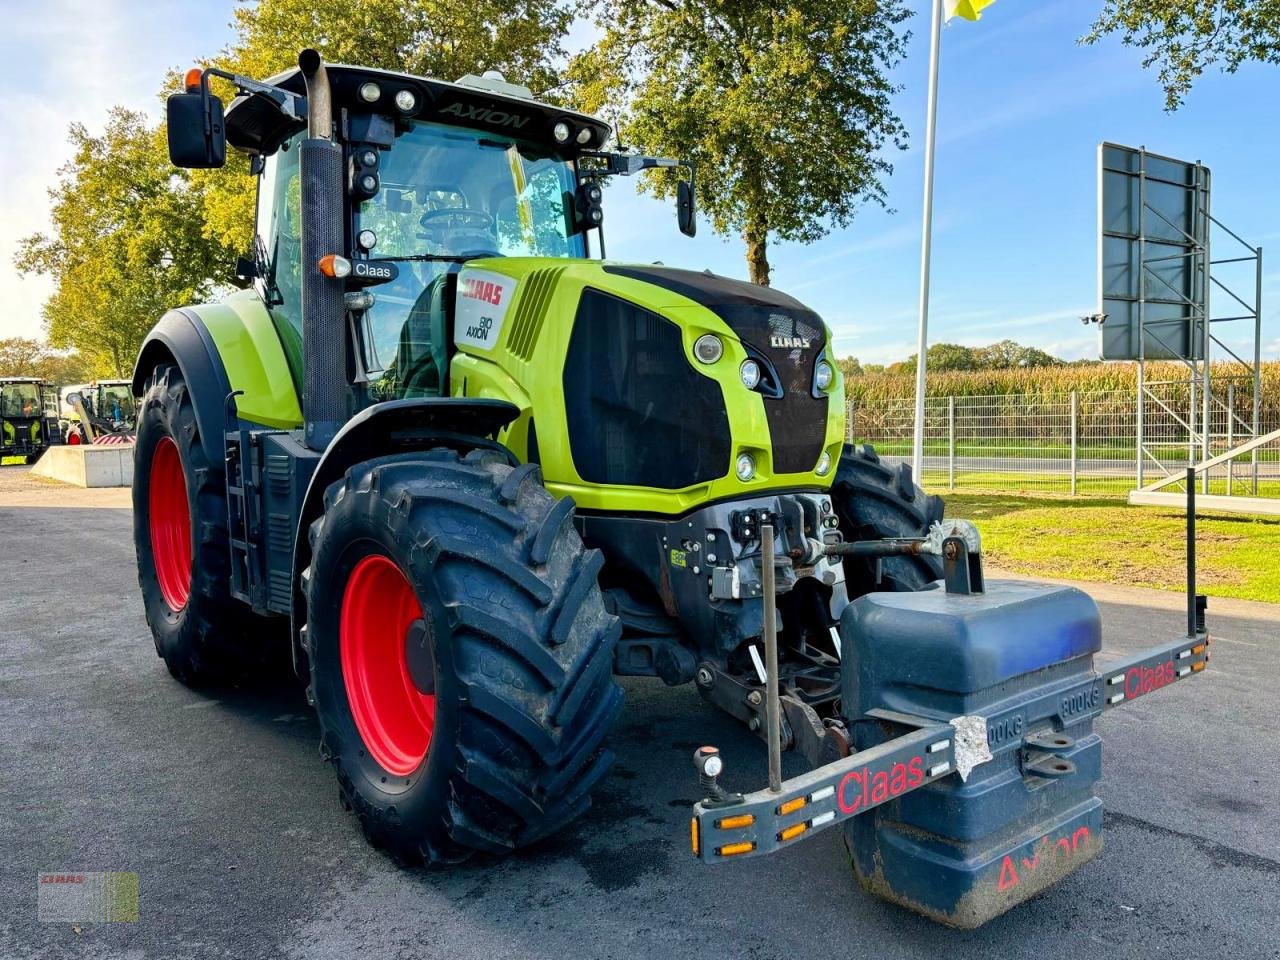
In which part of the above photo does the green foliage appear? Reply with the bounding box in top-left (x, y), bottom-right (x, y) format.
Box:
top-left (0, 338), bottom-right (91, 383)
top-left (569, 0), bottom-right (911, 285)
top-left (15, 109), bottom-right (234, 377)
top-left (1085, 0), bottom-right (1280, 109)
top-left (880, 339), bottom-right (1065, 376)
top-left (199, 0), bottom-right (577, 254)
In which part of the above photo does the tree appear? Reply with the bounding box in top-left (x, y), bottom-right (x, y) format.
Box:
top-left (15, 109), bottom-right (234, 377)
top-left (886, 339), bottom-right (1063, 374)
top-left (1085, 0), bottom-right (1279, 109)
top-left (973, 339), bottom-right (1062, 369)
top-left (199, 0), bottom-right (578, 253)
top-left (569, 1), bottom-right (911, 285)
top-left (0, 339), bottom-right (92, 383)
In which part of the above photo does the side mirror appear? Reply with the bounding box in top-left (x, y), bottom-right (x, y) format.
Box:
top-left (167, 81), bottom-right (226, 169)
top-left (677, 178), bottom-right (696, 238)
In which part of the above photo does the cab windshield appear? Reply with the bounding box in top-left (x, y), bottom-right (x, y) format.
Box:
top-left (356, 121), bottom-right (584, 399)
top-left (0, 383), bottom-right (41, 418)
top-left (98, 384), bottom-right (137, 423)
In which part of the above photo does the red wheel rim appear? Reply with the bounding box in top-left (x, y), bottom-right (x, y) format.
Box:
top-left (149, 436), bottom-right (192, 611)
top-left (340, 555), bottom-right (436, 776)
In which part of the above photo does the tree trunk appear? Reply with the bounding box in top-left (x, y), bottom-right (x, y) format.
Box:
top-left (744, 219), bottom-right (770, 287)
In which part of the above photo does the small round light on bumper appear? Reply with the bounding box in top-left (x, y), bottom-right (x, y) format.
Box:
top-left (735, 453), bottom-right (756, 482)
top-left (694, 334), bottom-right (724, 364)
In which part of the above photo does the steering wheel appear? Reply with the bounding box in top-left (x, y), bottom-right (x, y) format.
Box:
top-left (419, 207), bottom-right (494, 231)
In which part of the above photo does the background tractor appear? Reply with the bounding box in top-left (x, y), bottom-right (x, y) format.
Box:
top-left (61, 379), bottom-right (137, 444)
top-left (134, 51), bottom-right (1209, 927)
top-left (1, 377), bottom-right (59, 463)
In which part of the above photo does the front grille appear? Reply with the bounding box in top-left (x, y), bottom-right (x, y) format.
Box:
top-left (600, 265), bottom-right (829, 475)
top-left (756, 313), bottom-right (828, 474)
top-left (564, 289), bottom-right (730, 489)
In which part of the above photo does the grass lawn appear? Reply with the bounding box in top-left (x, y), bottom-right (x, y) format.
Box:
top-left (944, 492), bottom-right (1280, 604)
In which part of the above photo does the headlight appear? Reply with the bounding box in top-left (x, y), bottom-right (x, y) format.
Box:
top-left (576, 127), bottom-right (593, 145)
top-left (357, 229), bottom-right (377, 250)
top-left (739, 359), bottom-right (761, 389)
top-left (358, 82), bottom-right (381, 103)
top-left (693, 334), bottom-right (723, 364)
top-left (735, 453), bottom-right (756, 482)
top-left (394, 89), bottom-right (418, 112)
top-left (815, 451), bottom-right (832, 476)
top-left (553, 121), bottom-right (571, 143)
top-left (815, 359), bottom-right (834, 392)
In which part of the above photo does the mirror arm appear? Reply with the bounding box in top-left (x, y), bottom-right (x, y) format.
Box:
top-left (199, 67), bottom-right (307, 124)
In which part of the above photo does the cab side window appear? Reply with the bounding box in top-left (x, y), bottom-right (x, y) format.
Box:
top-left (255, 136), bottom-right (304, 334)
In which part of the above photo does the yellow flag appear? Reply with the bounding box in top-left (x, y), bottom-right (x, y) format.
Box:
top-left (945, 0), bottom-right (995, 21)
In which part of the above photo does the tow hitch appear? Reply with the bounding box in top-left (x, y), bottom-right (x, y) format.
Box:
top-left (690, 480), bottom-right (1211, 927)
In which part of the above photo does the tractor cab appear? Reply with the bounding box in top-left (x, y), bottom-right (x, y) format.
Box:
top-left (191, 61), bottom-right (693, 413)
top-left (0, 377), bottom-right (53, 462)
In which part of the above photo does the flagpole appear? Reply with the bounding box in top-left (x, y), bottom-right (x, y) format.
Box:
top-left (912, 0), bottom-right (944, 482)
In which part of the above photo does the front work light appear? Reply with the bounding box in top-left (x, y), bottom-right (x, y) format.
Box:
top-left (735, 453), bottom-right (756, 482)
top-left (739, 359), bottom-right (761, 389)
top-left (359, 82), bottom-right (381, 103)
top-left (553, 121), bottom-right (571, 143)
top-left (394, 89), bottom-right (417, 112)
top-left (816, 452), bottom-right (832, 476)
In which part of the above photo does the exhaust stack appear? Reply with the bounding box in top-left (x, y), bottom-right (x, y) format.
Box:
top-left (297, 49), bottom-right (346, 450)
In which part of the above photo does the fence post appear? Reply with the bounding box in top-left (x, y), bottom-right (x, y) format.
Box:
top-left (1070, 390), bottom-right (1078, 497)
top-left (948, 395), bottom-right (956, 492)
top-left (1226, 382), bottom-right (1234, 496)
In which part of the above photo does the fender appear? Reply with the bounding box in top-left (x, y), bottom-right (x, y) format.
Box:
top-left (132, 309), bottom-right (234, 469)
top-left (287, 396), bottom-right (521, 664)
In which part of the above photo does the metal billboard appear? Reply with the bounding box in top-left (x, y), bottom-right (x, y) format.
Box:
top-left (1096, 143), bottom-right (1210, 361)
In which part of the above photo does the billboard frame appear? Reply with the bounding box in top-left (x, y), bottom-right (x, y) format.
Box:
top-left (1095, 142), bottom-right (1263, 493)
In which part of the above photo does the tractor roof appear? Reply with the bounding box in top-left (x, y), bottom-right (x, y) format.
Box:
top-left (0, 377), bottom-right (44, 384)
top-left (225, 63), bottom-right (611, 158)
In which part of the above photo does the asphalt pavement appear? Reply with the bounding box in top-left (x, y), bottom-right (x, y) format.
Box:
top-left (2, 465), bottom-right (1277, 960)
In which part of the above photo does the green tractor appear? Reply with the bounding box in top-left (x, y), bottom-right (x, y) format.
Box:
top-left (136, 52), bottom-right (1209, 926)
top-left (1, 377), bottom-right (58, 463)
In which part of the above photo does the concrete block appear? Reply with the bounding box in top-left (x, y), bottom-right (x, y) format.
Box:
top-left (31, 445), bottom-right (134, 488)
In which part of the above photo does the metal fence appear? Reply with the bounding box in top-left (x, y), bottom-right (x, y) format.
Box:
top-left (849, 388), bottom-right (1280, 497)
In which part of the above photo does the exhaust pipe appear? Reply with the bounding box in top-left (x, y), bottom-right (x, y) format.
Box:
top-left (297, 49), bottom-right (346, 450)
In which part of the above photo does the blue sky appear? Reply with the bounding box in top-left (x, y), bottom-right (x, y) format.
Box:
top-left (1, 0), bottom-right (1276, 365)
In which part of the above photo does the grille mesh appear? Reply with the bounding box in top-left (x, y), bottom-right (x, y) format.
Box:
top-left (506, 267), bottom-right (566, 361)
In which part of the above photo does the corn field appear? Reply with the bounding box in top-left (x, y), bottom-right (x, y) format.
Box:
top-left (847, 364), bottom-right (1280, 497)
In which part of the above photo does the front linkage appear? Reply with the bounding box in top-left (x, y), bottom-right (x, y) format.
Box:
top-left (689, 501), bottom-right (1211, 928)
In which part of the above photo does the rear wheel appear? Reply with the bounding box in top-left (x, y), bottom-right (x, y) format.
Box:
top-left (133, 364), bottom-right (282, 684)
top-left (304, 449), bottom-right (623, 863)
top-left (832, 442), bottom-right (944, 596)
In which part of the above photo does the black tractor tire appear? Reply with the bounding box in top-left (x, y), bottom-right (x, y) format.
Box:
top-left (303, 448), bottom-right (624, 864)
top-left (133, 364), bottom-right (282, 685)
top-left (831, 442), bottom-right (945, 596)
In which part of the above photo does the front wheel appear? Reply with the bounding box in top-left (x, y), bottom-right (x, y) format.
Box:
top-left (303, 449), bottom-right (623, 863)
top-left (831, 443), bottom-right (944, 596)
